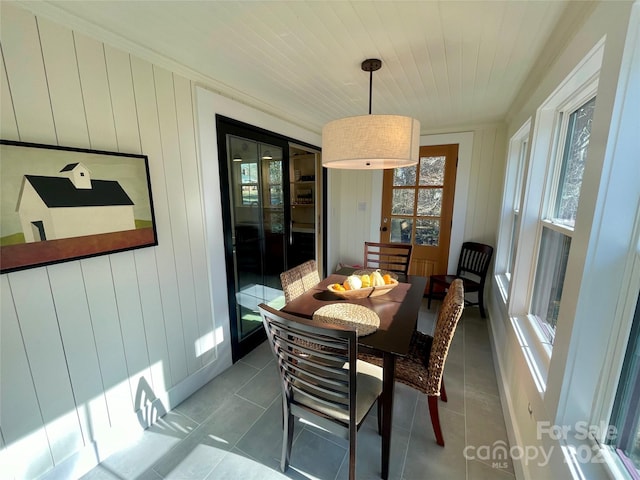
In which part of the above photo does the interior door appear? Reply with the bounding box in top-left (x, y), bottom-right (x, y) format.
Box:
top-left (380, 144), bottom-right (458, 286)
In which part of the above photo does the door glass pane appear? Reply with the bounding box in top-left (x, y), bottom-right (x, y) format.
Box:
top-left (416, 219), bottom-right (440, 246)
top-left (419, 156), bottom-right (445, 185)
top-left (392, 189), bottom-right (415, 215)
top-left (390, 217), bottom-right (413, 243)
top-left (241, 162), bottom-right (258, 183)
top-left (393, 165), bottom-right (417, 186)
top-left (228, 135), bottom-right (285, 342)
top-left (417, 188), bottom-right (442, 216)
top-left (241, 185), bottom-right (258, 205)
top-left (265, 157), bottom-right (284, 234)
top-left (269, 185), bottom-right (282, 206)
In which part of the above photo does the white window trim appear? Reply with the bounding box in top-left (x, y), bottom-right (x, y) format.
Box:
top-left (540, 219), bottom-right (575, 238)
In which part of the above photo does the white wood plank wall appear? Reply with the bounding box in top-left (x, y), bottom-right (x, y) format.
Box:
top-left (0, 5), bottom-right (219, 478)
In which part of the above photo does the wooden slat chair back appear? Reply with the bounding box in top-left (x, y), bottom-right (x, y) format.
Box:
top-left (428, 242), bottom-right (493, 317)
top-left (258, 304), bottom-right (383, 480)
top-left (363, 242), bottom-right (413, 276)
top-left (457, 242), bottom-right (493, 283)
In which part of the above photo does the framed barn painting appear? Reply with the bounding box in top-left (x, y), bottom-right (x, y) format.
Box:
top-left (0, 140), bottom-right (158, 273)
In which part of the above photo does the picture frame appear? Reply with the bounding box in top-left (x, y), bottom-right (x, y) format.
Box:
top-left (0, 140), bottom-right (158, 273)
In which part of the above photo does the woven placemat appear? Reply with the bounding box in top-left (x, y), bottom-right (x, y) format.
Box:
top-left (313, 303), bottom-right (380, 337)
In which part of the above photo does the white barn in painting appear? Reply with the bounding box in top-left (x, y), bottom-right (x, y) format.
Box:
top-left (16, 162), bottom-right (136, 242)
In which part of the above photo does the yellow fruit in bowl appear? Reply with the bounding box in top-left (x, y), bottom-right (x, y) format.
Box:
top-left (371, 270), bottom-right (385, 287)
top-left (360, 274), bottom-right (371, 288)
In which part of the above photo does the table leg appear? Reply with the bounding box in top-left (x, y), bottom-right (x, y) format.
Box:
top-left (381, 352), bottom-right (396, 480)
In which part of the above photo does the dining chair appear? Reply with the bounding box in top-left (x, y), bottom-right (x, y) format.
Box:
top-left (258, 303), bottom-right (383, 480)
top-left (360, 279), bottom-right (464, 447)
top-left (280, 259), bottom-right (320, 303)
top-left (363, 241), bottom-right (413, 276)
top-left (427, 241), bottom-right (493, 318)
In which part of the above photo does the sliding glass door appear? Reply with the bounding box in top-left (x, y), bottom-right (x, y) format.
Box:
top-left (216, 115), bottom-right (324, 361)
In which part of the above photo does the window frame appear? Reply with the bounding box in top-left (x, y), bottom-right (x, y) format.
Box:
top-left (543, 90), bottom-right (598, 230)
top-left (530, 88), bottom-right (597, 345)
top-left (505, 43), bottom-right (603, 389)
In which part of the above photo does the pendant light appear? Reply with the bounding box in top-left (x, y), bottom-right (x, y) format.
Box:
top-left (322, 59), bottom-right (420, 169)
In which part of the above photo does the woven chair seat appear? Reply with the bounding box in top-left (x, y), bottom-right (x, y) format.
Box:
top-left (313, 303), bottom-right (380, 337)
top-left (359, 330), bottom-right (439, 396)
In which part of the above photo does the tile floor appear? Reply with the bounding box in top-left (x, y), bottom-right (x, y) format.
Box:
top-left (81, 300), bottom-right (515, 480)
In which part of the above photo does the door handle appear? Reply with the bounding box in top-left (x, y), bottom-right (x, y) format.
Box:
top-left (381, 216), bottom-right (388, 232)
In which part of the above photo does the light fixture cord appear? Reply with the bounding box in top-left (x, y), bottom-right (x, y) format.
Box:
top-left (368, 70), bottom-right (373, 115)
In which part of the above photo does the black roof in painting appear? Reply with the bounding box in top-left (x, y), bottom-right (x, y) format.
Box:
top-left (24, 175), bottom-right (134, 207)
top-left (59, 163), bottom-right (80, 172)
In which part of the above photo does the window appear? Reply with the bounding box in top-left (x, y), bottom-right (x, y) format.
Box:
top-left (552, 96), bottom-right (596, 228)
top-left (497, 121), bottom-right (530, 298)
top-left (390, 156), bottom-right (446, 245)
top-left (608, 293), bottom-right (640, 475)
top-left (240, 162), bottom-right (258, 205)
top-left (508, 138), bottom-right (528, 280)
top-left (531, 228), bottom-right (571, 337)
top-left (531, 96), bottom-right (596, 344)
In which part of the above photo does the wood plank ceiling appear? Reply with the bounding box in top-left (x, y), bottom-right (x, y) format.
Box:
top-left (22, 1), bottom-right (569, 134)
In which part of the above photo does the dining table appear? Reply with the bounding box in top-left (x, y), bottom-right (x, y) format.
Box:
top-left (280, 267), bottom-right (427, 480)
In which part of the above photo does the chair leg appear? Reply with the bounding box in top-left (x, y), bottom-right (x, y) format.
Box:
top-left (349, 424), bottom-right (357, 480)
top-left (281, 409), bottom-right (294, 472)
top-left (440, 377), bottom-right (447, 403)
top-left (428, 395), bottom-right (445, 447)
top-left (427, 280), bottom-right (434, 309)
top-left (479, 286), bottom-right (487, 318)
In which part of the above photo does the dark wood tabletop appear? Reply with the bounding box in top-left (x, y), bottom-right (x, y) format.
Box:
top-left (281, 272), bottom-right (427, 355)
